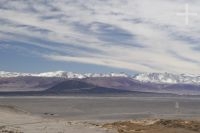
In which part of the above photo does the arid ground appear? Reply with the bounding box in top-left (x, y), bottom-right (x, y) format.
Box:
top-left (103, 119), bottom-right (200, 133)
top-left (0, 96), bottom-right (199, 133)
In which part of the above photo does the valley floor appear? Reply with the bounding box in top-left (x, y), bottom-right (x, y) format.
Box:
top-left (0, 105), bottom-right (113, 133)
top-left (0, 96), bottom-right (199, 133)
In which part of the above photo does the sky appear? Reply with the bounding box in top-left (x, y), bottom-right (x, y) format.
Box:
top-left (0, 0), bottom-right (200, 74)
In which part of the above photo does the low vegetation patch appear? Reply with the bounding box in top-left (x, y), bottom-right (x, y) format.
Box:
top-left (103, 119), bottom-right (200, 133)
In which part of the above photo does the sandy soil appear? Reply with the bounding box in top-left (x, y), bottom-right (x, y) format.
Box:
top-left (0, 105), bottom-right (114, 133)
top-left (1, 104), bottom-right (200, 133)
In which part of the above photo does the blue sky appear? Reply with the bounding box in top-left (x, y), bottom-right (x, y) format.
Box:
top-left (0, 0), bottom-right (200, 74)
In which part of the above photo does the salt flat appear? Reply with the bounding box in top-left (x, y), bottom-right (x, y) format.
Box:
top-left (0, 96), bottom-right (199, 121)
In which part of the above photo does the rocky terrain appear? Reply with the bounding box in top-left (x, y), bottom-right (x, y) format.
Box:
top-left (103, 119), bottom-right (200, 133)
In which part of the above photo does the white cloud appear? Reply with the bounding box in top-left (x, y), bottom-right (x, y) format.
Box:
top-left (1, 0), bottom-right (200, 73)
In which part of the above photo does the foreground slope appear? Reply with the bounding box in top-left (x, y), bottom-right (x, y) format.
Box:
top-left (103, 119), bottom-right (200, 133)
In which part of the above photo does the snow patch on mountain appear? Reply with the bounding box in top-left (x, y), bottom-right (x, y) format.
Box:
top-left (134, 72), bottom-right (200, 85)
top-left (0, 71), bottom-right (128, 79)
top-left (2, 71), bottom-right (200, 85)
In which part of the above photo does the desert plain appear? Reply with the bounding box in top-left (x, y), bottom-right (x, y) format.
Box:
top-left (0, 96), bottom-right (199, 133)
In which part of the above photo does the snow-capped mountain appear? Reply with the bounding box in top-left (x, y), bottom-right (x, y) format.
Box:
top-left (0, 71), bottom-right (32, 78)
top-left (0, 71), bottom-right (128, 79)
top-left (1, 71), bottom-right (200, 95)
top-left (134, 72), bottom-right (200, 85)
top-left (1, 71), bottom-right (200, 85)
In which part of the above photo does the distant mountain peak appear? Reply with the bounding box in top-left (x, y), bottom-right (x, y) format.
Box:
top-left (1, 71), bottom-right (200, 95)
top-left (0, 71), bottom-right (129, 79)
top-left (134, 72), bottom-right (200, 85)
top-left (1, 71), bottom-right (200, 85)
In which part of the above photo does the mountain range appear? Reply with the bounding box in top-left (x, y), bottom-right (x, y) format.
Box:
top-left (0, 71), bottom-right (200, 95)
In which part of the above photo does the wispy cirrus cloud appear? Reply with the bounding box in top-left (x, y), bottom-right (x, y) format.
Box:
top-left (1, 0), bottom-right (200, 73)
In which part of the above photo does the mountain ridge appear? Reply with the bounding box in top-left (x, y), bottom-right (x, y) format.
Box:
top-left (0, 72), bottom-right (200, 95)
top-left (0, 71), bottom-right (128, 79)
top-left (1, 71), bottom-right (200, 85)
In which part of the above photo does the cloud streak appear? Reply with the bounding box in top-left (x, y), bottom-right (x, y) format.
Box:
top-left (1, 0), bottom-right (200, 73)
